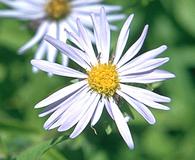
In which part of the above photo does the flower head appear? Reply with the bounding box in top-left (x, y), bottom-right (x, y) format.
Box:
top-left (45, 0), bottom-right (71, 20)
top-left (0, 0), bottom-right (123, 71)
top-left (31, 8), bottom-right (175, 149)
top-left (87, 63), bottom-right (120, 96)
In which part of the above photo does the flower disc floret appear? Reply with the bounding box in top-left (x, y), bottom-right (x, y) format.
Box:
top-left (87, 63), bottom-right (119, 96)
top-left (45, 0), bottom-right (70, 20)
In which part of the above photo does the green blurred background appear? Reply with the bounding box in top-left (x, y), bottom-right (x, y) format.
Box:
top-left (0, 0), bottom-right (195, 159)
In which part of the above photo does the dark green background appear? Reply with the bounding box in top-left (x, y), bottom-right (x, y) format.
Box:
top-left (0, 0), bottom-right (195, 159)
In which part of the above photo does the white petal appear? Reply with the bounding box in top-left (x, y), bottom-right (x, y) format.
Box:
top-left (91, 98), bottom-right (104, 126)
top-left (44, 87), bottom-right (89, 129)
top-left (0, 0), bottom-right (42, 12)
top-left (120, 84), bottom-right (171, 103)
top-left (0, 10), bottom-right (24, 18)
top-left (43, 98), bottom-right (75, 127)
top-left (120, 84), bottom-right (170, 110)
top-left (71, 0), bottom-right (102, 6)
top-left (70, 13), bottom-right (93, 28)
top-left (107, 14), bottom-right (126, 22)
top-left (99, 7), bottom-right (110, 63)
top-left (65, 27), bottom-right (84, 50)
top-left (34, 41), bottom-right (47, 60)
top-left (117, 25), bottom-right (149, 68)
top-left (46, 22), bottom-right (58, 63)
top-left (104, 98), bottom-right (114, 119)
top-left (69, 94), bottom-right (100, 138)
top-left (46, 44), bottom-right (57, 66)
top-left (34, 80), bottom-right (87, 108)
top-left (31, 60), bottom-right (87, 78)
top-left (39, 98), bottom-right (66, 118)
top-left (76, 19), bottom-right (98, 65)
top-left (72, 5), bottom-right (121, 13)
top-left (109, 98), bottom-right (134, 149)
top-left (59, 21), bottom-right (67, 43)
top-left (65, 17), bottom-right (78, 33)
top-left (0, 10), bottom-right (45, 19)
top-left (69, 14), bottom-right (103, 43)
top-left (64, 22), bottom-right (91, 51)
top-left (39, 86), bottom-right (88, 117)
top-left (58, 92), bottom-right (99, 132)
top-left (19, 21), bottom-right (49, 53)
top-left (113, 14), bottom-right (134, 65)
top-left (32, 41), bottom-right (47, 72)
top-left (26, 0), bottom-right (47, 6)
top-left (120, 69), bottom-right (175, 84)
top-left (61, 54), bottom-right (68, 66)
top-left (45, 35), bottom-right (90, 69)
top-left (119, 57), bottom-right (169, 76)
top-left (27, 0), bottom-right (45, 6)
top-left (117, 90), bottom-right (156, 125)
top-left (68, 44), bottom-right (91, 66)
top-left (91, 8), bottom-right (111, 63)
top-left (91, 13), bottom-right (102, 56)
top-left (122, 45), bottom-right (168, 70)
top-left (49, 89), bottom-right (91, 130)
top-left (59, 21), bottom-right (69, 66)
top-left (20, 12), bottom-right (45, 20)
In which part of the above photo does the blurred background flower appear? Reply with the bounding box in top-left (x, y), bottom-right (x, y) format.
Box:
top-left (0, 0), bottom-right (123, 72)
top-left (0, 0), bottom-right (195, 159)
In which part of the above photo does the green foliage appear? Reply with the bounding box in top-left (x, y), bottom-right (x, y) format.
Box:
top-left (0, 0), bottom-right (195, 160)
top-left (17, 135), bottom-right (68, 160)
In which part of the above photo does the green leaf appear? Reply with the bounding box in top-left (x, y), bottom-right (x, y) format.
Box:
top-left (16, 135), bottom-right (69, 160)
top-left (41, 149), bottom-right (68, 160)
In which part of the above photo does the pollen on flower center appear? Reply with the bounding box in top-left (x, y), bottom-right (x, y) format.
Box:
top-left (87, 63), bottom-right (119, 96)
top-left (45, 0), bottom-right (71, 20)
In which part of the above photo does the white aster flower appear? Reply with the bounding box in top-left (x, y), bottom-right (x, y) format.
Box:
top-left (31, 8), bottom-right (175, 149)
top-left (0, 0), bottom-right (123, 72)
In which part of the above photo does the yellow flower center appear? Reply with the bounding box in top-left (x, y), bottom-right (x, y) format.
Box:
top-left (87, 63), bottom-right (119, 97)
top-left (45, 0), bottom-right (71, 20)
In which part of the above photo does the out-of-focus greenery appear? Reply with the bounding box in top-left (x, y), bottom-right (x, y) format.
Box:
top-left (0, 0), bottom-right (195, 159)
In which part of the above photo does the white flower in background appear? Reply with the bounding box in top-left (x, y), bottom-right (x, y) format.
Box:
top-left (31, 8), bottom-right (175, 149)
top-left (0, 0), bottom-right (123, 72)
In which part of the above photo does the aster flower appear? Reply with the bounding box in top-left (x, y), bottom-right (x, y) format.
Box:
top-left (0, 0), bottom-right (123, 72)
top-left (31, 8), bottom-right (175, 149)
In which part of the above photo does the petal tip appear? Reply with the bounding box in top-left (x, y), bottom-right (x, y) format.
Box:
top-left (38, 114), bottom-right (44, 118)
top-left (171, 73), bottom-right (176, 78)
top-left (162, 45), bottom-right (168, 50)
top-left (34, 104), bottom-right (41, 109)
top-left (128, 143), bottom-right (135, 150)
top-left (34, 102), bottom-right (44, 109)
top-left (100, 6), bottom-right (106, 12)
top-left (165, 107), bottom-right (170, 110)
top-left (76, 17), bottom-right (81, 23)
top-left (130, 13), bottom-right (135, 17)
top-left (69, 134), bottom-right (76, 139)
top-left (31, 59), bottom-right (36, 65)
top-left (18, 47), bottom-right (26, 55)
top-left (166, 97), bottom-right (171, 103)
top-left (150, 120), bottom-right (156, 125)
top-left (167, 73), bottom-right (176, 79)
top-left (145, 24), bottom-right (149, 30)
top-left (32, 66), bottom-right (39, 73)
top-left (58, 126), bottom-right (66, 132)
